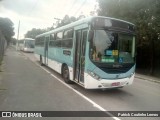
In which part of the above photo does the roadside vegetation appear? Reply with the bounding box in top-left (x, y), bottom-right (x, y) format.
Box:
top-left (0, 17), bottom-right (14, 66)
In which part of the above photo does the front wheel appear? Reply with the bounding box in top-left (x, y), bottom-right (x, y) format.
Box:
top-left (62, 65), bottom-right (73, 84)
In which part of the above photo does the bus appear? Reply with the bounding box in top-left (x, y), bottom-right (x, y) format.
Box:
top-left (18, 38), bottom-right (35, 52)
top-left (34, 16), bottom-right (136, 89)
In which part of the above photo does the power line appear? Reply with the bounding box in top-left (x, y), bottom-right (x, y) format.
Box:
top-left (27, 0), bottom-right (39, 16)
top-left (61, 0), bottom-right (70, 15)
top-left (57, 0), bottom-right (77, 20)
top-left (73, 0), bottom-right (87, 16)
top-left (66, 0), bottom-right (77, 15)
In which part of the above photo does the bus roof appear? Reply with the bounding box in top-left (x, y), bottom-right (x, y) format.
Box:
top-left (20, 38), bottom-right (35, 41)
top-left (36, 16), bottom-right (135, 38)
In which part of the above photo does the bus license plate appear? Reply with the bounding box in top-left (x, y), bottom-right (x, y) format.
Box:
top-left (111, 82), bottom-right (120, 86)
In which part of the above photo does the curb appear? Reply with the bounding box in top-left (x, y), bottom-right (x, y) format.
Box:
top-left (135, 75), bottom-right (160, 84)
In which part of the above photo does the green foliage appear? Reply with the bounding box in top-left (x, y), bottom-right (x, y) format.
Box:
top-left (98, 0), bottom-right (160, 75)
top-left (57, 15), bottom-right (76, 28)
top-left (11, 38), bottom-right (17, 45)
top-left (25, 28), bottom-right (47, 39)
top-left (0, 17), bottom-right (15, 45)
top-left (25, 14), bottom-right (82, 39)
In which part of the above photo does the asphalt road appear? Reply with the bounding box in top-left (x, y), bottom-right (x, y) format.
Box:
top-left (0, 47), bottom-right (160, 120)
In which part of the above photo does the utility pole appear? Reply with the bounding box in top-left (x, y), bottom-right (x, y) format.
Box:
top-left (54, 18), bottom-right (62, 28)
top-left (16, 20), bottom-right (20, 51)
top-left (54, 18), bottom-right (61, 21)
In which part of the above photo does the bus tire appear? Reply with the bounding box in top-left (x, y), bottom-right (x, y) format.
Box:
top-left (62, 65), bottom-right (73, 84)
top-left (40, 55), bottom-right (44, 66)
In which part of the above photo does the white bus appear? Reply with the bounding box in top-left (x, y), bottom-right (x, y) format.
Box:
top-left (18, 38), bottom-right (35, 52)
top-left (35, 16), bottom-right (136, 89)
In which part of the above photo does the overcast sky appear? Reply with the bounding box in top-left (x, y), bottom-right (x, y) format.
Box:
top-left (0, 0), bottom-right (97, 39)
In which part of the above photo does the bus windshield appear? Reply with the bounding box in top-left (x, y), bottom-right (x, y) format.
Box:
top-left (90, 30), bottom-right (135, 64)
top-left (25, 40), bottom-right (35, 48)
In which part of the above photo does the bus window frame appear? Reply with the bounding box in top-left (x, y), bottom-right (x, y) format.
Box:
top-left (61, 28), bottom-right (74, 49)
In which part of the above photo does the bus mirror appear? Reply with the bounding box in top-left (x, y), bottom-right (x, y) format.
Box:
top-left (88, 30), bottom-right (94, 42)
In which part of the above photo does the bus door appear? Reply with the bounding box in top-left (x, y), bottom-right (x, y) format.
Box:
top-left (44, 36), bottom-right (49, 65)
top-left (74, 29), bottom-right (87, 84)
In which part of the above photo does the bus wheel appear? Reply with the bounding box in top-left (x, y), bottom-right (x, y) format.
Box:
top-left (62, 65), bottom-right (72, 84)
top-left (40, 55), bottom-right (43, 66)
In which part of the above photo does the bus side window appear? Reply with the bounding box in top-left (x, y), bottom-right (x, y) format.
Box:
top-left (49, 33), bottom-right (55, 47)
top-left (62, 29), bottom-right (73, 48)
top-left (50, 33), bottom-right (55, 40)
top-left (35, 37), bottom-right (40, 46)
top-left (56, 32), bottom-right (63, 40)
top-left (82, 31), bottom-right (87, 55)
top-left (54, 32), bottom-right (62, 47)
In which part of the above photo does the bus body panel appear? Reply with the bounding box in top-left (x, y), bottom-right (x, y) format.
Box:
top-left (23, 47), bottom-right (34, 52)
top-left (48, 48), bottom-right (73, 66)
top-left (85, 52), bottom-right (136, 79)
top-left (47, 57), bottom-right (62, 74)
top-left (34, 46), bottom-right (45, 56)
top-left (47, 57), bottom-right (74, 80)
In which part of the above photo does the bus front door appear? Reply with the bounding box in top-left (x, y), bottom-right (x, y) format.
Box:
top-left (75, 29), bottom-right (87, 84)
top-left (44, 36), bottom-right (49, 65)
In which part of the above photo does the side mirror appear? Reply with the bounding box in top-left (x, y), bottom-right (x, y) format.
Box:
top-left (88, 30), bottom-right (94, 42)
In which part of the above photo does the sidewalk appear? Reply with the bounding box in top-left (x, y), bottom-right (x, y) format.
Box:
top-left (135, 73), bottom-right (160, 83)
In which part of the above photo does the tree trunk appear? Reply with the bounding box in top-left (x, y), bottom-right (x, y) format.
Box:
top-left (149, 35), bottom-right (154, 75)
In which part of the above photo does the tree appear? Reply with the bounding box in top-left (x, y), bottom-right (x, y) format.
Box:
top-left (56, 15), bottom-right (76, 28)
top-left (25, 28), bottom-right (47, 39)
top-left (77, 15), bottom-right (86, 20)
top-left (11, 38), bottom-right (17, 45)
top-left (0, 17), bottom-right (15, 45)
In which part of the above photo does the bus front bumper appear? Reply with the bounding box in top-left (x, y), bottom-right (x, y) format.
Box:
top-left (24, 48), bottom-right (34, 52)
top-left (84, 73), bottom-right (135, 89)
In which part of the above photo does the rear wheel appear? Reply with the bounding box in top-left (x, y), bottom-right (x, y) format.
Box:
top-left (62, 65), bottom-right (73, 84)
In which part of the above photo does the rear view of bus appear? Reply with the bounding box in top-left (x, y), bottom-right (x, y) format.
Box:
top-left (85, 17), bottom-right (136, 89)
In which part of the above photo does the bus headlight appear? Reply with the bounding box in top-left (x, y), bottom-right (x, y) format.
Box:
top-left (24, 48), bottom-right (27, 50)
top-left (128, 73), bottom-right (134, 78)
top-left (87, 70), bottom-right (101, 80)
